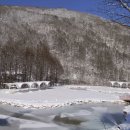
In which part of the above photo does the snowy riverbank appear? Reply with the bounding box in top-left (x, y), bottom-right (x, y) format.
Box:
top-left (0, 85), bottom-right (130, 130)
top-left (0, 85), bottom-right (129, 109)
top-left (0, 102), bottom-right (125, 130)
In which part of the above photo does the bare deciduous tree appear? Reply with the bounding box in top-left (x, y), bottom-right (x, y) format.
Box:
top-left (102, 0), bottom-right (130, 26)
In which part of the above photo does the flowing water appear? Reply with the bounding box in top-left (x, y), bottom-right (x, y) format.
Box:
top-left (0, 103), bottom-right (127, 130)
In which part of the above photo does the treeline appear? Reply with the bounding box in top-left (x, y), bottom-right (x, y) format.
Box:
top-left (0, 41), bottom-right (63, 85)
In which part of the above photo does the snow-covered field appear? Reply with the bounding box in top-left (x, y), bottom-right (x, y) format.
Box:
top-left (0, 85), bottom-right (129, 109)
top-left (0, 85), bottom-right (130, 130)
top-left (0, 85), bottom-right (128, 109)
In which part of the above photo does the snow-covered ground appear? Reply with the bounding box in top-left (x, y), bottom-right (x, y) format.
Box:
top-left (0, 85), bottom-right (130, 130)
top-left (119, 105), bottom-right (130, 130)
top-left (0, 103), bottom-right (124, 130)
top-left (0, 85), bottom-right (129, 109)
top-left (0, 114), bottom-right (68, 130)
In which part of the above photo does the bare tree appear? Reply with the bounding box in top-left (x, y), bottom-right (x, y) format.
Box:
top-left (102, 0), bottom-right (130, 26)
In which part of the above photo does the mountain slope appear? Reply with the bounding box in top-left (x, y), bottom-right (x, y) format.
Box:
top-left (0, 6), bottom-right (130, 85)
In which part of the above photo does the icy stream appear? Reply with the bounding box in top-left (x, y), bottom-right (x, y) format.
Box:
top-left (0, 103), bottom-right (127, 130)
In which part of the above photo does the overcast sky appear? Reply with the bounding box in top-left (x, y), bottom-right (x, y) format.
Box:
top-left (0, 0), bottom-right (108, 19)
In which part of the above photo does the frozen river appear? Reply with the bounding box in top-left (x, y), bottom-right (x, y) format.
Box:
top-left (0, 103), bottom-right (127, 130)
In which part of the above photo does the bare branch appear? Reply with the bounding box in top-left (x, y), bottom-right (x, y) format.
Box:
top-left (101, 0), bottom-right (130, 26)
top-left (118, 0), bottom-right (130, 12)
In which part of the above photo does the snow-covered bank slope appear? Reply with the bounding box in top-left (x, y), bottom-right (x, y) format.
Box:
top-left (0, 85), bottom-right (128, 109)
top-left (0, 114), bottom-right (67, 130)
top-left (119, 105), bottom-right (130, 129)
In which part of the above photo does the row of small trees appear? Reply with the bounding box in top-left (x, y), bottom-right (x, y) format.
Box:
top-left (0, 40), bottom-right (63, 85)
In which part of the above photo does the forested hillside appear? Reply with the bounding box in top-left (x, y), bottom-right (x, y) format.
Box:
top-left (0, 6), bottom-right (130, 85)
